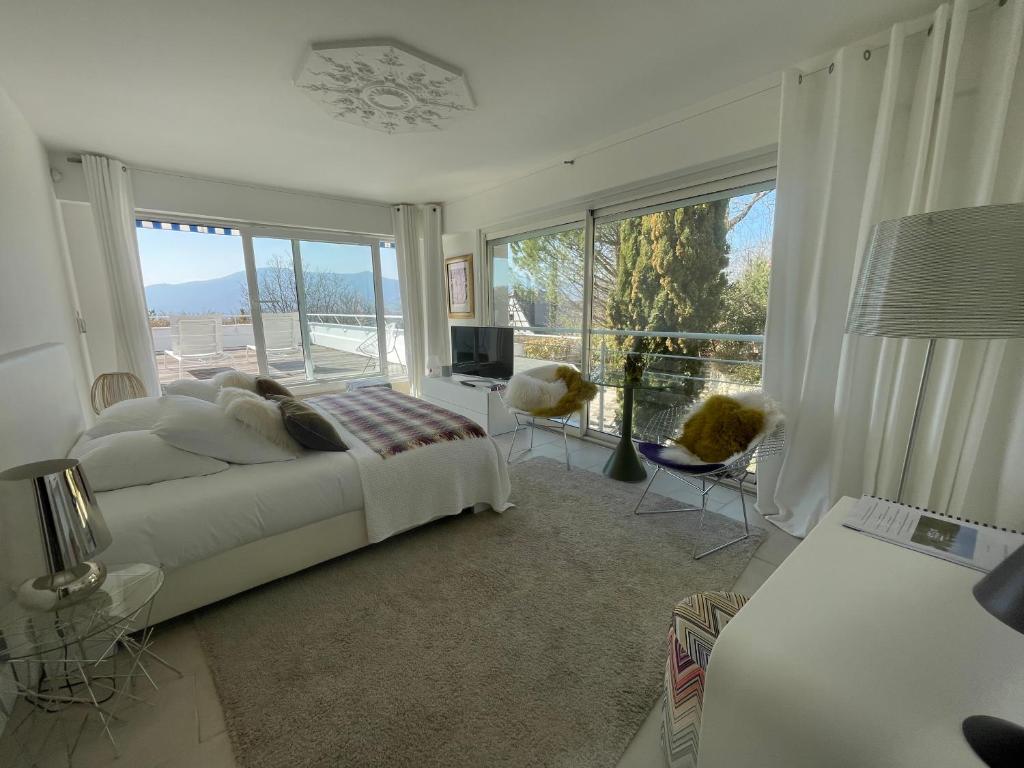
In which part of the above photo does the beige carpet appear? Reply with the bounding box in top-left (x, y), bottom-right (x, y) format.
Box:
top-left (195, 457), bottom-right (764, 768)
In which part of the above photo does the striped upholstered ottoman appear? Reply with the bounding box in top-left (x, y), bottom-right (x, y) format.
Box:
top-left (662, 591), bottom-right (748, 768)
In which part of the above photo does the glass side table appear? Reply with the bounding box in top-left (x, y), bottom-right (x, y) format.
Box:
top-left (589, 370), bottom-right (691, 482)
top-left (0, 563), bottom-right (180, 763)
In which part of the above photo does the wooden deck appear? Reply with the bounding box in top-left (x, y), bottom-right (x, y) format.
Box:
top-left (156, 346), bottom-right (404, 386)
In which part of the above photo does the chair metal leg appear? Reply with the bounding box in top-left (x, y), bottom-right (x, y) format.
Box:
top-left (561, 417), bottom-right (570, 470)
top-left (506, 420), bottom-right (522, 463)
top-left (693, 479), bottom-right (752, 560)
top-left (529, 416), bottom-right (536, 450)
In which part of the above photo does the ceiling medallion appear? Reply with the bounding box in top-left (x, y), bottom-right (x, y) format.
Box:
top-left (295, 40), bottom-right (476, 134)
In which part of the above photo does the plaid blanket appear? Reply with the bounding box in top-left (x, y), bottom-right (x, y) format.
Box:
top-left (308, 388), bottom-right (487, 459)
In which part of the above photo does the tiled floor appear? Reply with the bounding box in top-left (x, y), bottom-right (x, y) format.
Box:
top-left (1, 431), bottom-right (800, 768)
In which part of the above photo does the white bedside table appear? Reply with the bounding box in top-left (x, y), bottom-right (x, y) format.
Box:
top-left (698, 496), bottom-right (1024, 767)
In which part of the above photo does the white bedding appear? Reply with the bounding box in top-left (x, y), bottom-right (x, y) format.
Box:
top-left (98, 450), bottom-right (363, 569)
top-left (326, 420), bottom-right (513, 543)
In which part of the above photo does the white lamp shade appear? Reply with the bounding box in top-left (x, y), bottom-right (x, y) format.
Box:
top-left (846, 203), bottom-right (1024, 339)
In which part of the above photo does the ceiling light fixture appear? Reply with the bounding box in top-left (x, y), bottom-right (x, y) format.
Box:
top-left (295, 39), bottom-right (475, 134)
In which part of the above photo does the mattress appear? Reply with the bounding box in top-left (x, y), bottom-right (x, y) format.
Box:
top-left (98, 450), bottom-right (363, 570)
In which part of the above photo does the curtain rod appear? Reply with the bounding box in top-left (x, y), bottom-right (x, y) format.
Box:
top-left (796, 0), bottom-right (1001, 81)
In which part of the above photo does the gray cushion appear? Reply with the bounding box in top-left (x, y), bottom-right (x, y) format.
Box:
top-left (275, 397), bottom-right (347, 452)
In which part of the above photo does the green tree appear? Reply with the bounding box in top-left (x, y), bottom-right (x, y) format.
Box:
top-left (714, 250), bottom-right (770, 385)
top-left (606, 200), bottom-right (731, 425)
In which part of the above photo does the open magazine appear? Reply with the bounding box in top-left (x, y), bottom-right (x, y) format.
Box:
top-left (843, 495), bottom-right (1024, 573)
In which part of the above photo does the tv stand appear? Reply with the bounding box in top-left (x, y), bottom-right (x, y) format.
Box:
top-left (420, 374), bottom-right (517, 435)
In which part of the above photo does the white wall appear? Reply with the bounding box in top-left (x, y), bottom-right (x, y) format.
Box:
top-left (0, 82), bottom-right (93, 736)
top-left (50, 156), bottom-right (394, 235)
top-left (440, 76), bottom-right (782, 327)
top-left (0, 86), bottom-right (90, 404)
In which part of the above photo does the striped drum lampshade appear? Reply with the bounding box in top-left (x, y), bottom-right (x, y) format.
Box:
top-left (846, 203), bottom-right (1024, 339)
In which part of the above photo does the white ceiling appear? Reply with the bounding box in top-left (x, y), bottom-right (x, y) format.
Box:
top-left (0, 0), bottom-right (935, 205)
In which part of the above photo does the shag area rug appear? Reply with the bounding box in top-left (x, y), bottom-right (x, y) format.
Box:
top-left (195, 457), bottom-right (764, 768)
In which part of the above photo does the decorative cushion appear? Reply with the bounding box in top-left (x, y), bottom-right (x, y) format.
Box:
top-left (637, 442), bottom-right (724, 474)
top-left (504, 363), bottom-right (597, 418)
top-left (163, 378), bottom-right (220, 402)
top-left (154, 396), bottom-right (296, 464)
top-left (224, 396), bottom-right (301, 453)
top-left (211, 369), bottom-right (259, 392)
top-left (70, 430), bottom-right (229, 491)
top-left (675, 395), bottom-right (764, 463)
top-left (215, 386), bottom-right (263, 410)
top-left (255, 376), bottom-right (293, 399)
top-left (663, 591), bottom-right (748, 768)
top-left (275, 396), bottom-right (348, 452)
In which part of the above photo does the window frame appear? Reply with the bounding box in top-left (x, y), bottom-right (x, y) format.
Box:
top-left (135, 211), bottom-right (400, 389)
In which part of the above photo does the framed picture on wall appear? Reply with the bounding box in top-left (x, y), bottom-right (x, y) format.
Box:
top-left (445, 253), bottom-right (475, 319)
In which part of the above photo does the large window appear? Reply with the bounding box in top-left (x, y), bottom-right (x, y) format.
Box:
top-left (490, 224), bottom-right (585, 379)
top-left (136, 219), bottom-right (403, 387)
top-left (487, 179), bottom-right (776, 441)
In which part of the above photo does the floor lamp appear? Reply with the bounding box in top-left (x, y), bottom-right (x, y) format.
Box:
top-left (845, 202), bottom-right (1024, 502)
top-left (845, 202), bottom-right (1024, 766)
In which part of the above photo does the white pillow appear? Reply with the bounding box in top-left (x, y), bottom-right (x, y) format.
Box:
top-left (72, 431), bottom-right (229, 492)
top-left (154, 397), bottom-right (296, 464)
top-left (86, 397), bottom-right (165, 438)
top-left (212, 370), bottom-right (258, 392)
top-left (224, 397), bottom-right (301, 452)
top-left (164, 379), bottom-right (220, 402)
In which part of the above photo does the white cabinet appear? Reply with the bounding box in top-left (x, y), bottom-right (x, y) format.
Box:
top-left (420, 375), bottom-right (517, 435)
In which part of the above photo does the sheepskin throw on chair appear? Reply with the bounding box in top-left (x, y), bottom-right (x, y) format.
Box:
top-left (504, 364), bottom-right (597, 417)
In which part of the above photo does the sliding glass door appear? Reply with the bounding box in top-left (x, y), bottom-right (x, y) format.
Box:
top-left (486, 179), bottom-right (776, 442)
top-left (135, 218), bottom-right (399, 388)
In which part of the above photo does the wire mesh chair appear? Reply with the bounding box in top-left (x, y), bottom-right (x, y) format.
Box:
top-left (632, 405), bottom-right (785, 559)
top-left (498, 389), bottom-right (574, 471)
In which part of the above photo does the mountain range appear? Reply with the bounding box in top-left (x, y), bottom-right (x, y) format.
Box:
top-left (145, 268), bottom-right (401, 316)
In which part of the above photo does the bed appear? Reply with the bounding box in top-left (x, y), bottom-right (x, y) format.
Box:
top-left (0, 343), bottom-right (511, 625)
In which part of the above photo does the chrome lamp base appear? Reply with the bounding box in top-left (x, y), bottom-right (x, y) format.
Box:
top-left (17, 560), bottom-right (107, 610)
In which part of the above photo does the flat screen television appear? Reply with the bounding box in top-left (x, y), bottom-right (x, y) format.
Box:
top-left (450, 326), bottom-right (514, 380)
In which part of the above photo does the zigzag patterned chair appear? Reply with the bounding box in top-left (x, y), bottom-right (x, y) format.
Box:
top-left (662, 591), bottom-right (748, 768)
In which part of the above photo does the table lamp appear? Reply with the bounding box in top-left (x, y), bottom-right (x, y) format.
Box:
top-left (846, 202), bottom-right (1024, 766)
top-left (0, 459), bottom-right (112, 609)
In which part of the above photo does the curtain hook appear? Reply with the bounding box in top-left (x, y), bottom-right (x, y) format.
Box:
top-left (999, 0), bottom-right (1008, 7)
top-left (828, 62), bottom-right (835, 75)
top-left (798, 73), bottom-right (803, 84)
top-left (927, 23), bottom-right (934, 36)
top-left (863, 49), bottom-right (872, 61)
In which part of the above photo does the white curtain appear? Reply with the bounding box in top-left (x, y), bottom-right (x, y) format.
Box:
top-left (421, 205), bottom-right (451, 366)
top-left (760, 0), bottom-right (1024, 536)
top-left (82, 155), bottom-right (160, 395)
top-left (392, 204), bottom-right (448, 394)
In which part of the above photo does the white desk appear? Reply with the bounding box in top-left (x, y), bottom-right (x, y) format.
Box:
top-left (698, 496), bottom-right (1024, 768)
top-left (420, 375), bottom-right (517, 435)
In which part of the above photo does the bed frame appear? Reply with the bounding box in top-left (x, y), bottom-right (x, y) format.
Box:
top-left (0, 343), bottom-right (371, 626)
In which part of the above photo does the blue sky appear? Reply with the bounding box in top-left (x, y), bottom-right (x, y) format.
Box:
top-left (136, 228), bottom-right (399, 286)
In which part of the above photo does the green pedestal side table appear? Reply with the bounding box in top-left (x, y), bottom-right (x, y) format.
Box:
top-left (592, 369), bottom-right (688, 483)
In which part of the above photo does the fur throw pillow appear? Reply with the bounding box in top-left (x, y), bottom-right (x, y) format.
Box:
top-left (212, 369), bottom-right (259, 392)
top-left (216, 386), bottom-right (262, 410)
top-left (223, 396), bottom-right (301, 453)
